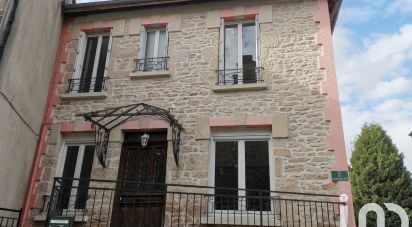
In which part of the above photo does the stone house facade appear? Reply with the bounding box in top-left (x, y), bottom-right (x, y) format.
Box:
top-left (20, 0), bottom-right (354, 226)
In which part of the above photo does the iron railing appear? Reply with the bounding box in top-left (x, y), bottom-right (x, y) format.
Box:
top-left (45, 177), bottom-right (345, 226)
top-left (65, 0), bottom-right (117, 4)
top-left (67, 77), bottom-right (109, 93)
top-left (133, 57), bottom-right (168, 72)
top-left (217, 67), bottom-right (264, 85)
top-left (0, 207), bottom-right (21, 227)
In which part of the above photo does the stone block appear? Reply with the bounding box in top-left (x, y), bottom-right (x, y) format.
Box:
top-left (47, 145), bottom-right (58, 157)
top-left (276, 179), bottom-right (298, 192)
top-left (48, 123), bottom-right (60, 145)
top-left (128, 18), bottom-right (141, 35)
top-left (275, 148), bottom-right (291, 157)
top-left (74, 119), bottom-right (84, 131)
top-left (70, 24), bottom-right (81, 38)
top-left (112, 19), bottom-right (125, 37)
top-left (206, 10), bottom-right (220, 28)
top-left (275, 158), bottom-right (282, 177)
top-left (194, 117), bottom-right (211, 140)
top-left (109, 126), bottom-right (123, 143)
top-left (233, 113), bottom-right (247, 126)
top-left (41, 167), bottom-right (56, 181)
top-left (259, 5), bottom-right (273, 23)
top-left (139, 116), bottom-right (151, 129)
top-left (168, 15), bottom-right (182, 32)
top-left (167, 127), bottom-right (173, 141)
top-left (272, 115), bottom-right (288, 138)
top-left (234, 7), bottom-right (244, 17)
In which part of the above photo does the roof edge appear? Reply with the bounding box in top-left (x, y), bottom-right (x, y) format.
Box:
top-left (63, 0), bottom-right (223, 15)
top-left (63, 0), bottom-right (342, 31)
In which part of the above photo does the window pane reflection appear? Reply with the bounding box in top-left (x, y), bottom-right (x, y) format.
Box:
top-left (242, 24), bottom-right (257, 83)
top-left (158, 30), bottom-right (167, 58)
top-left (145, 31), bottom-right (156, 59)
top-left (245, 141), bottom-right (270, 211)
top-left (215, 141), bottom-right (238, 210)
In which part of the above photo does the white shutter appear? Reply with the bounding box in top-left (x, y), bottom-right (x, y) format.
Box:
top-left (219, 18), bottom-right (224, 70)
top-left (73, 31), bottom-right (87, 80)
top-left (165, 27), bottom-right (169, 70)
top-left (139, 25), bottom-right (147, 59)
top-left (104, 30), bottom-right (113, 79)
top-left (165, 26), bottom-right (169, 58)
top-left (255, 15), bottom-right (261, 69)
top-left (255, 15), bottom-right (261, 81)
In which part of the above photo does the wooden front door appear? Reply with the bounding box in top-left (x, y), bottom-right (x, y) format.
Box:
top-left (111, 132), bottom-right (167, 227)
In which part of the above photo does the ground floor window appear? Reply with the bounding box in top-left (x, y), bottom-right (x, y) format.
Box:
top-left (210, 133), bottom-right (273, 211)
top-left (57, 144), bottom-right (95, 210)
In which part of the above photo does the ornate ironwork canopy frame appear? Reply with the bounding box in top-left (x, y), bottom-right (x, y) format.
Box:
top-left (77, 103), bottom-right (183, 168)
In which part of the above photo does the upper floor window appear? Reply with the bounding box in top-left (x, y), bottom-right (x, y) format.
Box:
top-left (135, 26), bottom-right (168, 72)
top-left (218, 17), bottom-right (262, 85)
top-left (71, 32), bottom-right (111, 93)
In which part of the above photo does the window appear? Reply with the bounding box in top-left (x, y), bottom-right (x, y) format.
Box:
top-left (72, 32), bottom-right (112, 93)
top-left (218, 17), bottom-right (261, 85)
top-left (57, 144), bottom-right (95, 210)
top-left (136, 27), bottom-right (168, 72)
top-left (210, 133), bottom-right (273, 211)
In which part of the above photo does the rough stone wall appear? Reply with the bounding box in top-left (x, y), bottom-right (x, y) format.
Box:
top-left (32, 0), bottom-right (340, 222)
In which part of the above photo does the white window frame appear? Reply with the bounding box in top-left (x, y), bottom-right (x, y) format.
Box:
top-left (208, 130), bottom-right (275, 213)
top-left (139, 26), bottom-right (169, 71)
top-left (219, 16), bottom-right (261, 84)
top-left (56, 139), bottom-right (95, 212)
top-left (139, 26), bottom-right (169, 59)
top-left (72, 31), bottom-right (112, 93)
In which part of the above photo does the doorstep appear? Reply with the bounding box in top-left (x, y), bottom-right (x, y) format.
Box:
top-left (34, 213), bottom-right (89, 222)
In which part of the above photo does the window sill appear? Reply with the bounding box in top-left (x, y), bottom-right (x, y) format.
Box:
top-left (34, 213), bottom-right (89, 222)
top-left (129, 70), bottom-right (170, 79)
top-left (212, 82), bottom-right (267, 92)
top-left (200, 213), bottom-right (280, 226)
top-left (60, 92), bottom-right (108, 100)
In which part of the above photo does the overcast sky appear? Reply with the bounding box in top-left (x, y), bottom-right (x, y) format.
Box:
top-left (333, 0), bottom-right (412, 171)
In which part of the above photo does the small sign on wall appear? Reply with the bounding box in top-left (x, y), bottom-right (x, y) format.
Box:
top-left (331, 171), bottom-right (349, 182)
top-left (47, 216), bottom-right (73, 227)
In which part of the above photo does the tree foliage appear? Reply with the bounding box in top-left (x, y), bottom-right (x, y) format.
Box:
top-left (350, 123), bottom-right (412, 226)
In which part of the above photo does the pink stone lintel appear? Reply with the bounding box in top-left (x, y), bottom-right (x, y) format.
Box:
top-left (80, 21), bottom-right (114, 33)
top-left (121, 119), bottom-right (169, 131)
top-left (209, 115), bottom-right (272, 128)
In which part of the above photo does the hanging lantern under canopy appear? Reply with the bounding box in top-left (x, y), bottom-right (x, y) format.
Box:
top-left (141, 133), bottom-right (150, 148)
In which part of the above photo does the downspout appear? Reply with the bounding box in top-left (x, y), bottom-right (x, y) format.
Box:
top-left (0, 0), bottom-right (19, 61)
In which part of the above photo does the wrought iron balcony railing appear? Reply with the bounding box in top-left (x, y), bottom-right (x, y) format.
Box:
top-left (0, 207), bottom-right (22, 227)
top-left (67, 77), bottom-right (109, 93)
top-left (64, 0), bottom-right (119, 4)
top-left (217, 67), bottom-right (264, 85)
top-left (133, 57), bottom-right (168, 72)
top-left (45, 177), bottom-right (345, 226)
